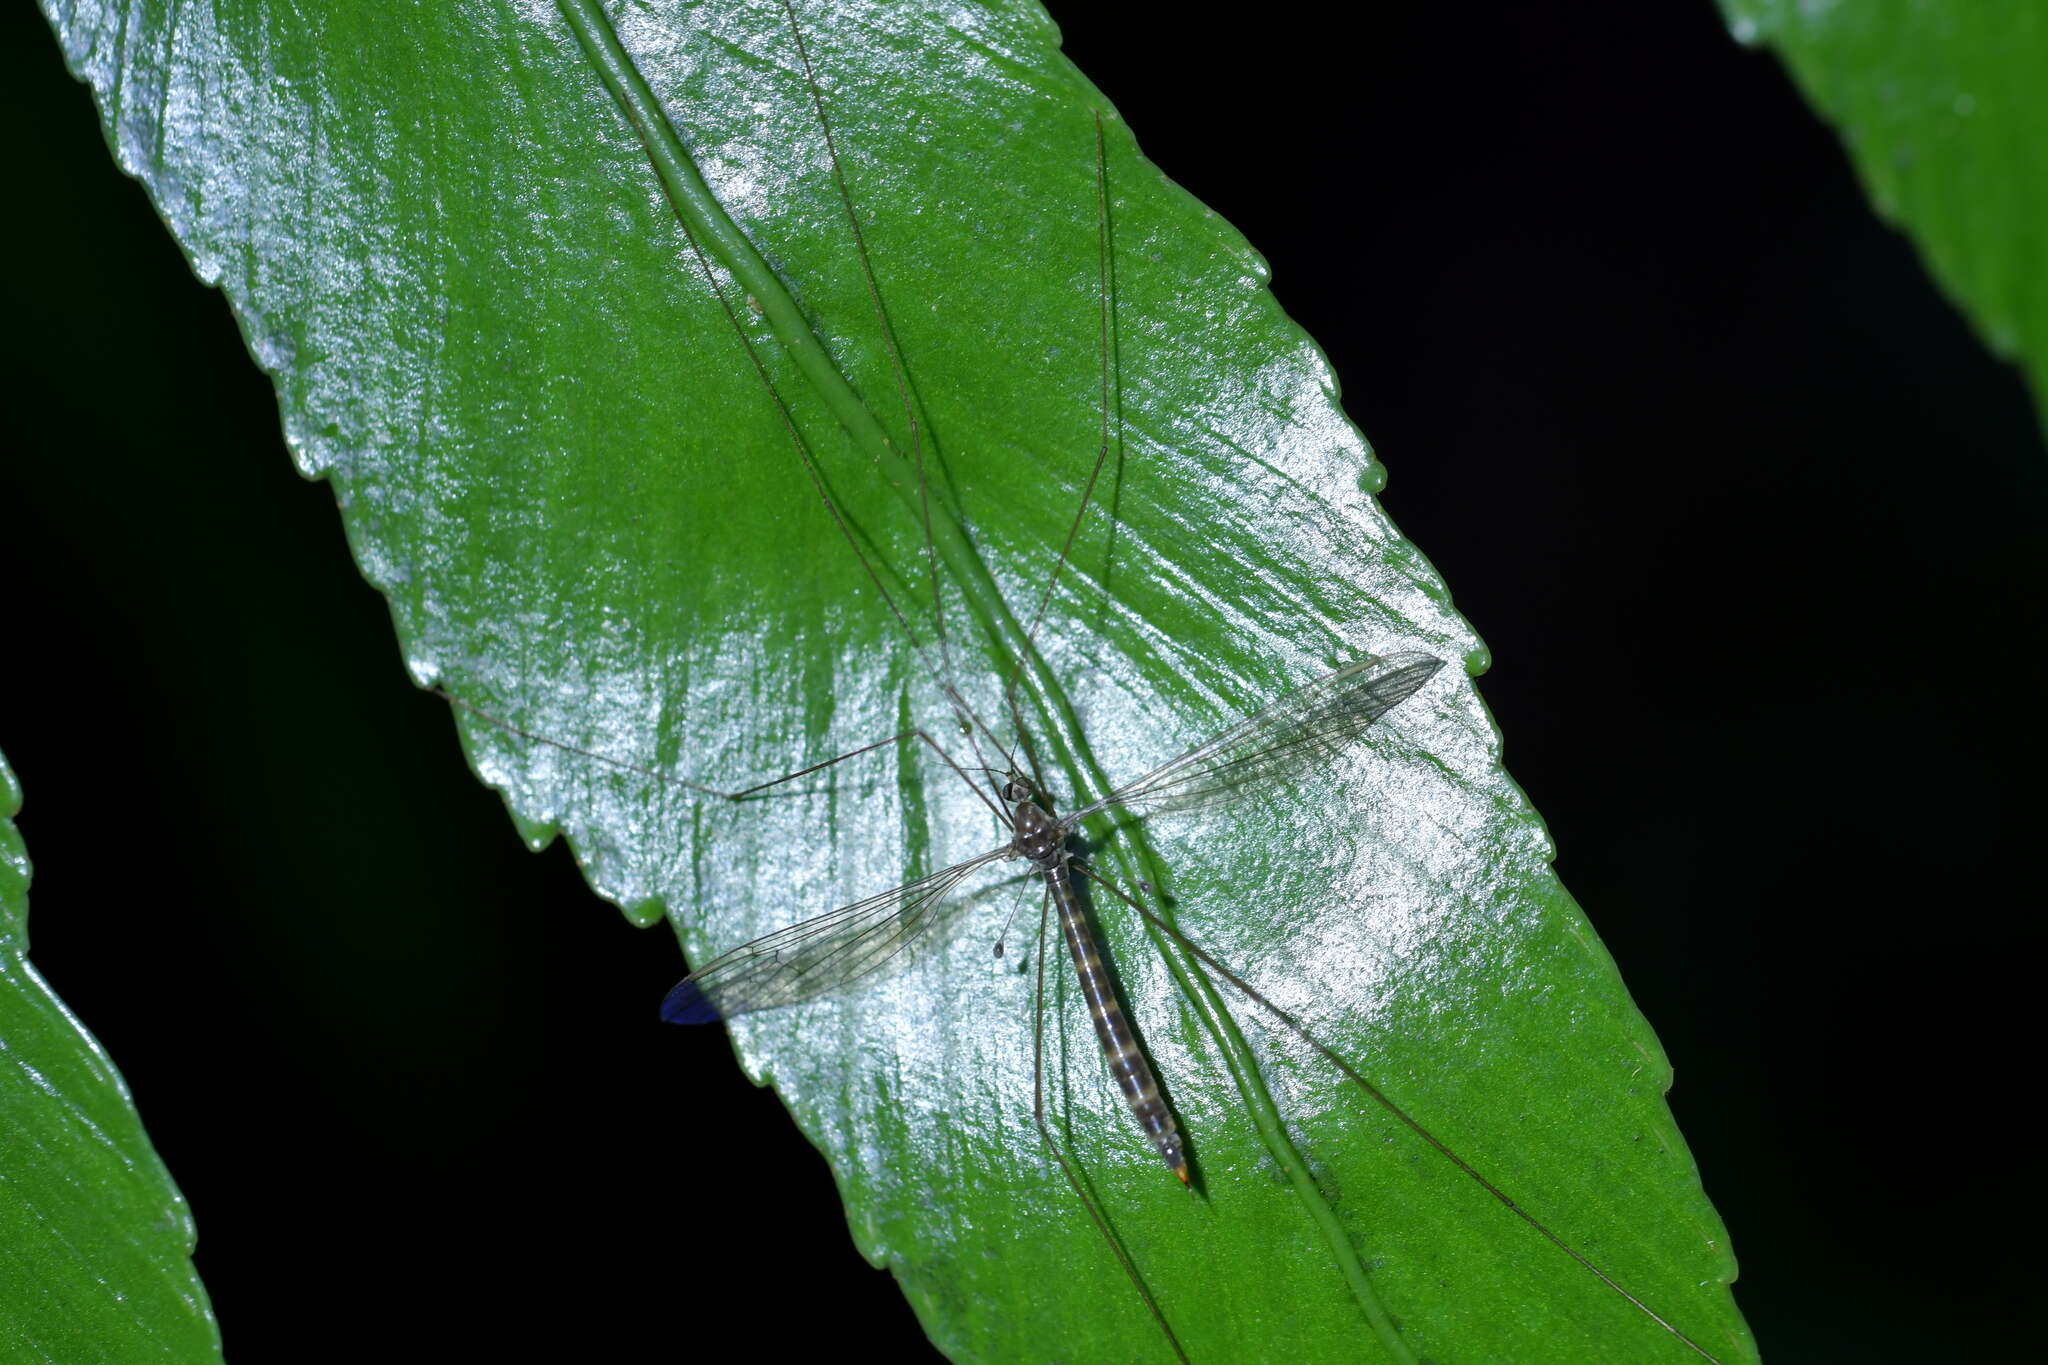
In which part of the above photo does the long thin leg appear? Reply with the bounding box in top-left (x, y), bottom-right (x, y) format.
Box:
top-left (779, 0), bottom-right (965, 727)
top-left (433, 686), bottom-right (1006, 822)
top-left (646, 0), bottom-right (1008, 787)
top-left (1001, 110), bottom-right (1118, 749)
top-left (446, 6), bottom-right (1085, 842)
top-left (1071, 861), bottom-right (1725, 1365)
top-left (668, 214), bottom-right (1003, 764)
top-left (781, 0), bottom-right (1125, 793)
top-left (1030, 881), bottom-right (1189, 1364)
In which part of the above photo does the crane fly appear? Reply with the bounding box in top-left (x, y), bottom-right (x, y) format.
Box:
top-left (436, 2), bottom-right (1740, 1361)
top-left (658, 650), bottom-right (1447, 1189)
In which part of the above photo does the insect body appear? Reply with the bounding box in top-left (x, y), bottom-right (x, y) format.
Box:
top-left (657, 652), bottom-right (1446, 1192)
top-left (1014, 778), bottom-right (1187, 1183)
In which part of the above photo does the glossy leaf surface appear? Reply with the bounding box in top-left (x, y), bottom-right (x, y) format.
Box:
top-left (0, 753), bottom-right (220, 1360)
top-left (1721, 0), bottom-right (2048, 438)
top-left (40, 1), bottom-right (1749, 1359)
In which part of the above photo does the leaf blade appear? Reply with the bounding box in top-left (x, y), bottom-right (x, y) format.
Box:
top-left (1721, 0), bottom-right (2048, 440)
top-left (0, 752), bottom-right (220, 1362)
top-left (37, 1), bottom-right (1751, 1359)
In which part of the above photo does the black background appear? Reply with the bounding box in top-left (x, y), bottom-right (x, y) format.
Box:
top-left (4, 2), bottom-right (2041, 1360)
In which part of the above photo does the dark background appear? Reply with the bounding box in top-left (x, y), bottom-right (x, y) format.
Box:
top-left (4, 2), bottom-right (2040, 1360)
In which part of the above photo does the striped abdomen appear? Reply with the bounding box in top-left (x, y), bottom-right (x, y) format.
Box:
top-left (1047, 862), bottom-right (1188, 1182)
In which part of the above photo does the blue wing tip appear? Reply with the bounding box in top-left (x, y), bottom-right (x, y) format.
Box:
top-left (660, 980), bottom-right (722, 1025)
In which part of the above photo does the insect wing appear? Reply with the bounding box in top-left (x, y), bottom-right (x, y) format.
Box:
top-left (660, 846), bottom-right (1011, 1023)
top-left (1065, 652), bottom-right (1444, 826)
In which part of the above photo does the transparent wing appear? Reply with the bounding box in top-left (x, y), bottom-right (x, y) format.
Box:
top-left (1065, 652), bottom-right (1444, 826)
top-left (660, 845), bottom-right (1011, 1023)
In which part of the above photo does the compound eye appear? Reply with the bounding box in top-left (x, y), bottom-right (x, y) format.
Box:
top-left (1002, 778), bottom-right (1031, 803)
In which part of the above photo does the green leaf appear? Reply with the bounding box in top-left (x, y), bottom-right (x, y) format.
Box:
top-left (0, 752), bottom-right (220, 1361)
top-left (39, 1), bottom-right (1749, 1360)
top-left (1720, 0), bottom-right (2048, 440)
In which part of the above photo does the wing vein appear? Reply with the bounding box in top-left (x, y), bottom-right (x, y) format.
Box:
top-left (661, 845), bottom-right (1010, 1022)
top-left (1064, 652), bottom-right (1442, 826)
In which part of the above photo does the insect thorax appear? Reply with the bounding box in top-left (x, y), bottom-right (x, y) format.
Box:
top-left (1011, 799), bottom-right (1063, 870)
